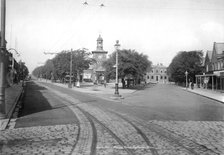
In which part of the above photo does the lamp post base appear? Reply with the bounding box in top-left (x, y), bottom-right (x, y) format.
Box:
top-left (68, 83), bottom-right (72, 88)
top-left (114, 83), bottom-right (119, 95)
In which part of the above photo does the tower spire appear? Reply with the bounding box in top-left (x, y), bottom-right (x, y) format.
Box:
top-left (96, 34), bottom-right (103, 51)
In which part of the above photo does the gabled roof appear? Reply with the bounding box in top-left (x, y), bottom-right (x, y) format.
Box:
top-left (214, 42), bottom-right (224, 54)
top-left (206, 50), bottom-right (213, 60)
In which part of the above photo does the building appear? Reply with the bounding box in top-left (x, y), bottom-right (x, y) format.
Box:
top-left (83, 35), bottom-right (108, 83)
top-left (145, 63), bottom-right (168, 84)
top-left (196, 42), bottom-right (224, 91)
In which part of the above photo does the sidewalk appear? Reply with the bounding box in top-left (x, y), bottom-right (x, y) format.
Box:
top-left (0, 83), bottom-right (23, 130)
top-left (184, 87), bottom-right (224, 103)
top-left (39, 80), bottom-right (137, 101)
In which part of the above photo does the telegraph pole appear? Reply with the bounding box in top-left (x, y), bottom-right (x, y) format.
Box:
top-left (0, 0), bottom-right (6, 119)
top-left (68, 49), bottom-right (73, 88)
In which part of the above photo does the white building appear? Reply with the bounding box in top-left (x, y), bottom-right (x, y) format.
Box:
top-left (145, 63), bottom-right (168, 84)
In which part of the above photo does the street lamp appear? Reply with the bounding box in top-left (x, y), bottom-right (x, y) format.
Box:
top-left (0, 0), bottom-right (6, 119)
top-left (185, 71), bottom-right (188, 89)
top-left (68, 48), bottom-right (89, 88)
top-left (114, 40), bottom-right (120, 96)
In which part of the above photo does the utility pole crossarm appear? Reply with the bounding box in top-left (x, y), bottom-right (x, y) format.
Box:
top-left (43, 52), bottom-right (59, 55)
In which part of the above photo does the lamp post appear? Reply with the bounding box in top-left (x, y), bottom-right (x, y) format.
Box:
top-left (0, 0), bottom-right (6, 119)
top-left (185, 71), bottom-right (188, 89)
top-left (8, 48), bottom-right (20, 70)
top-left (114, 40), bottom-right (120, 96)
top-left (68, 48), bottom-right (88, 88)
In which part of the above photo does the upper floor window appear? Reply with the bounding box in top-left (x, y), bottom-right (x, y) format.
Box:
top-left (161, 70), bottom-right (163, 73)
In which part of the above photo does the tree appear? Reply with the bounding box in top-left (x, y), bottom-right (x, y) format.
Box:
top-left (18, 61), bottom-right (29, 81)
top-left (103, 49), bottom-right (151, 88)
top-left (32, 49), bottom-right (93, 82)
top-left (168, 51), bottom-right (204, 85)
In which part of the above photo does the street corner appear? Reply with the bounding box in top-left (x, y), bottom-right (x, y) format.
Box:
top-left (0, 119), bottom-right (9, 131)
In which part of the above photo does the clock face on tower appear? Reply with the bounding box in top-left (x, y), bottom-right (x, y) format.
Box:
top-left (98, 55), bottom-right (103, 59)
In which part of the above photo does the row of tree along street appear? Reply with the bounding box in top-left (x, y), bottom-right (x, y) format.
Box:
top-left (32, 49), bottom-right (152, 88)
top-left (33, 48), bottom-right (204, 88)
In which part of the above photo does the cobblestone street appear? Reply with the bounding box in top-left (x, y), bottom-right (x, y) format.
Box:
top-left (1, 118), bottom-right (223, 154)
top-left (1, 82), bottom-right (223, 155)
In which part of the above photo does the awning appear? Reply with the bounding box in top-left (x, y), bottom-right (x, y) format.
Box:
top-left (214, 70), bottom-right (224, 77)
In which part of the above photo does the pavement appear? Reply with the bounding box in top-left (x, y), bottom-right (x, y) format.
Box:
top-left (183, 86), bottom-right (224, 104)
top-left (0, 83), bottom-right (23, 130)
top-left (50, 80), bottom-right (224, 104)
top-left (43, 80), bottom-right (137, 101)
top-left (1, 81), bottom-right (223, 130)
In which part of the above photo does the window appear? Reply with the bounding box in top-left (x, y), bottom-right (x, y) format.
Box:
top-left (147, 76), bottom-right (149, 79)
top-left (206, 65), bottom-right (209, 72)
top-left (164, 76), bottom-right (167, 79)
top-left (151, 76), bottom-right (154, 79)
top-left (161, 70), bottom-right (163, 73)
top-left (161, 76), bottom-right (163, 79)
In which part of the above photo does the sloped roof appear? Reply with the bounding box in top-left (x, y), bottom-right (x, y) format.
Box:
top-left (206, 50), bottom-right (213, 60)
top-left (214, 42), bottom-right (224, 54)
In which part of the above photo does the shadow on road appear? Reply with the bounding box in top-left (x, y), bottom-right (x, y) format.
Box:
top-left (19, 81), bottom-right (52, 117)
top-left (15, 81), bottom-right (77, 128)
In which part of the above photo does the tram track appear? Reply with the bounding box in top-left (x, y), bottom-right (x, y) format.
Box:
top-left (108, 110), bottom-right (218, 155)
top-left (38, 82), bottom-right (219, 155)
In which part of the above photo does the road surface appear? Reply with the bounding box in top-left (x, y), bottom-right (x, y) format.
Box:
top-left (1, 81), bottom-right (223, 154)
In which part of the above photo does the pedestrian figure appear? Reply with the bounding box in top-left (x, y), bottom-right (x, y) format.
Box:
top-left (191, 82), bottom-right (194, 90)
top-left (104, 80), bottom-right (107, 88)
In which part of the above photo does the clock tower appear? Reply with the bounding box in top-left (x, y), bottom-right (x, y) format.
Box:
top-left (91, 35), bottom-right (108, 83)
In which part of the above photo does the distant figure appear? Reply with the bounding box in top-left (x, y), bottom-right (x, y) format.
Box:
top-left (191, 82), bottom-right (194, 90)
top-left (104, 80), bottom-right (107, 88)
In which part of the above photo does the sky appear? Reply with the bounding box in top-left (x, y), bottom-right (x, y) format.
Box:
top-left (1, 0), bottom-right (224, 72)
